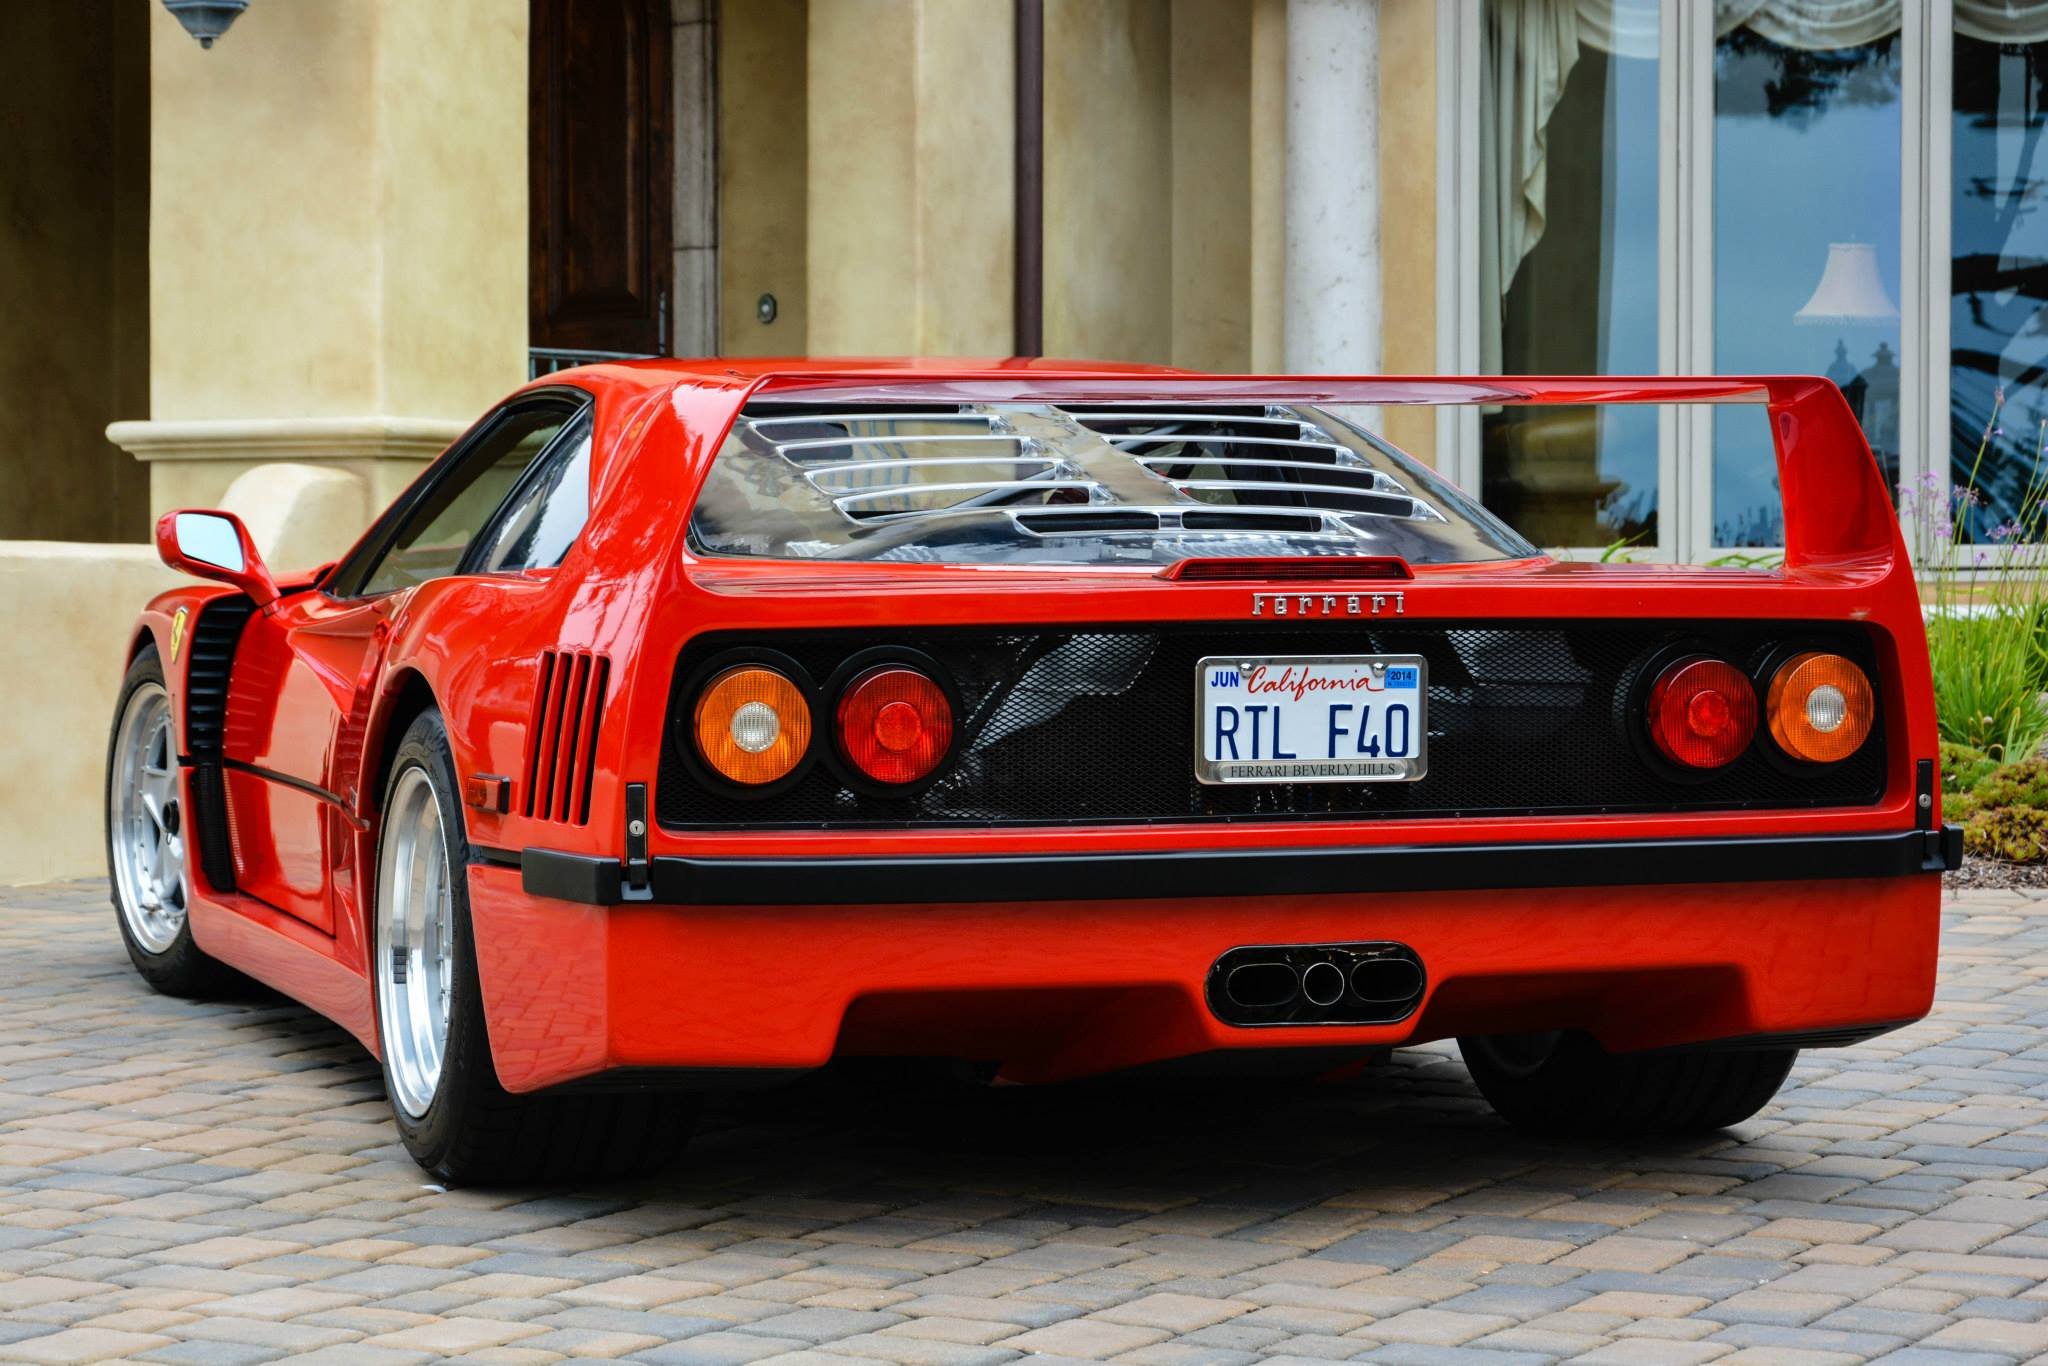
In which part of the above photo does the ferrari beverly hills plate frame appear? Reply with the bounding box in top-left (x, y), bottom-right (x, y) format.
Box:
top-left (1194, 653), bottom-right (1429, 785)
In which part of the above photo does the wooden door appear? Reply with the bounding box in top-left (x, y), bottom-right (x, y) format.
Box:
top-left (530, 0), bottom-right (672, 356)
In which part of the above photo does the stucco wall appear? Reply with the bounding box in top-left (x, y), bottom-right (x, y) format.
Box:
top-left (719, 0), bottom-right (809, 356)
top-left (805, 0), bottom-right (1013, 356)
top-left (146, 0), bottom-right (526, 425)
top-left (1170, 0), bottom-right (1255, 372)
top-left (1379, 0), bottom-right (1437, 464)
top-left (1044, 0), bottom-right (1173, 363)
top-left (0, 545), bottom-right (177, 885)
top-left (0, 1), bottom-right (149, 543)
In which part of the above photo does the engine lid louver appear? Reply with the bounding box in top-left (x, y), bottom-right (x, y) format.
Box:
top-left (524, 650), bottom-right (609, 825)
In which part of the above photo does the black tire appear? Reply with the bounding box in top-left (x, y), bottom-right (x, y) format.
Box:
top-left (1458, 1031), bottom-right (1796, 1137)
top-left (105, 647), bottom-right (246, 998)
top-left (376, 708), bottom-right (699, 1185)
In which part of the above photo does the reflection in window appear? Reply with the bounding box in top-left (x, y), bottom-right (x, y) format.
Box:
top-left (1953, 9), bottom-right (2048, 542)
top-left (1480, 0), bottom-right (1660, 550)
top-left (1713, 19), bottom-right (1901, 548)
top-left (353, 410), bottom-right (573, 596)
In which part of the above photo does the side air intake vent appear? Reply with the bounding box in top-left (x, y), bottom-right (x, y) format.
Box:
top-left (184, 596), bottom-right (254, 892)
top-left (524, 650), bottom-right (609, 825)
top-left (184, 598), bottom-right (253, 757)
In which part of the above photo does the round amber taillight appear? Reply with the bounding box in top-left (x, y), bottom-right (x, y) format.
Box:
top-left (837, 666), bottom-right (953, 784)
top-left (1766, 651), bottom-right (1875, 763)
top-left (1647, 656), bottom-right (1757, 770)
top-left (693, 666), bottom-right (811, 785)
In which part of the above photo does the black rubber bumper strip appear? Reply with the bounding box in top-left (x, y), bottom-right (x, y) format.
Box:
top-left (520, 824), bottom-right (1964, 907)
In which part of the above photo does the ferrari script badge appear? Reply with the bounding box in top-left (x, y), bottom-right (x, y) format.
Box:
top-left (1251, 592), bottom-right (1405, 618)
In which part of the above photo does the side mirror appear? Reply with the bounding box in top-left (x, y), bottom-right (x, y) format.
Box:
top-left (155, 509), bottom-right (280, 610)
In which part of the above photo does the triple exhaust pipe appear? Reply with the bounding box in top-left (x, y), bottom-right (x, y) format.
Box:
top-left (1206, 941), bottom-right (1426, 1027)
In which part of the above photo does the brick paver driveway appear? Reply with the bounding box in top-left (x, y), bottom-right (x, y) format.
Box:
top-left (2, 882), bottom-right (2046, 1365)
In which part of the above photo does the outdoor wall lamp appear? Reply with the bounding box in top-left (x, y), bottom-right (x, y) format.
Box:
top-left (162, 0), bottom-right (248, 49)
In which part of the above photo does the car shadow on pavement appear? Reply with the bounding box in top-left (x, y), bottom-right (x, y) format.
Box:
top-left (200, 967), bottom-right (1745, 1205)
top-left (596, 1053), bottom-right (1729, 1212)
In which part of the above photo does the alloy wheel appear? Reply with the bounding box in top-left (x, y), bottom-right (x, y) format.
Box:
top-left (110, 682), bottom-right (187, 954)
top-left (375, 766), bottom-right (456, 1119)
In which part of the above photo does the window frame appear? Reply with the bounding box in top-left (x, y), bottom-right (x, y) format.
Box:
top-left (323, 386), bottom-right (595, 600)
top-left (460, 404), bottom-right (598, 578)
top-left (1436, 0), bottom-right (1941, 565)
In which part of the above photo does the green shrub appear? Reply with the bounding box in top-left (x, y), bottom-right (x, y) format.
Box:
top-left (1964, 805), bottom-right (2048, 864)
top-left (1941, 741), bottom-right (2000, 796)
top-left (1967, 756), bottom-right (2048, 810)
top-left (1926, 609), bottom-right (2048, 761)
top-left (1908, 390), bottom-right (2048, 760)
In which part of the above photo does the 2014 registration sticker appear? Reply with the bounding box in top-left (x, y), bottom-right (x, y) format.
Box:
top-left (1194, 654), bottom-right (1429, 785)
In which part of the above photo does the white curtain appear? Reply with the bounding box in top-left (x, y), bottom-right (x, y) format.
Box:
top-left (1481, 0), bottom-right (2048, 370)
top-left (1713, 1), bottom-right (1900, 51)
top-left (1480, 0), bottom-right (1583, 373)
top-left (1956, 0), bottom-right (2048, 41)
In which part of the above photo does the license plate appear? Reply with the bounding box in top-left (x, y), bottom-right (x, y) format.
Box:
top-left (1195, 654), bottom-right (1428, 785)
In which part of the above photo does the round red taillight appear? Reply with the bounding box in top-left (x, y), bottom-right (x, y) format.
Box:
top-left (837, 667), bottom-right (953, 784)
top-left (1646, 656), bottom-right (1757, 770)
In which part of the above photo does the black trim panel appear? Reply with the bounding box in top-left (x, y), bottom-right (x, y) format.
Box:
top-left (522, 825), bottom-right (1965, 907)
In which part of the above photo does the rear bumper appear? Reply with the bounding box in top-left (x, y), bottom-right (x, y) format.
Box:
top-left (469, 839), bottom-right (1948, 1094)
top-left (517, 825), bottom-right (1963, 906)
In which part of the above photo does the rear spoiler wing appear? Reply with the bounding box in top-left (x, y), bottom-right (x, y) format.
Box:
top-left (741, 371), bottom-right (1900, 575)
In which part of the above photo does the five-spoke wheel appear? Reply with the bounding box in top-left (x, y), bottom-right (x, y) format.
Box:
top-left (374, 765), bottom-right (456, 1119)
top-left (372, 708), bottom-right (698, 1184)
top-left (110, 679), bottom-right (186, 953)
top-left (106, 647), bottom-right (241, 996)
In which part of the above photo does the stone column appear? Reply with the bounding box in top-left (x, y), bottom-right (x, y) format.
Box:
top-left (108, 0), bottom-right (527, 571)
top-left (1284, 0), bottom-right (1381, 374)
top-left (806, 0), bottom-right (1013, 356)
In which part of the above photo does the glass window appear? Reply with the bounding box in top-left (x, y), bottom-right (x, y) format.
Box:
top-left (1480, 0), bottom-right (1660, 550)
top-left (1713, 21), bottom-right (1902, 548)
top-left (690, 402), bottom-right (1536, 567)
top-left (349, 406), bottom-right (577, 596)
top-left (1952, 12), bottom-right (2048, 542)
top-left (473, 412), bottom-right (596, 573)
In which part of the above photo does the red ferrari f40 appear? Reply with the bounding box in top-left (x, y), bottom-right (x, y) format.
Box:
top-left (106, 361), bottom-right (1957, 1183)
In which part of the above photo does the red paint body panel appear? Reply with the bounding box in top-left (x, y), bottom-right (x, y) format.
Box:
top-left (122, 361), bottom-right (1944, 1088)
top-left (467, 866), bottom-right (1940, 1092)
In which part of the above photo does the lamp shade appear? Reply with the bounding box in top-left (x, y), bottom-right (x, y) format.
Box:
top-left (162, 0), bottom-right (248, 48)
top-left (1795, 242), bottom-right (1899, 326)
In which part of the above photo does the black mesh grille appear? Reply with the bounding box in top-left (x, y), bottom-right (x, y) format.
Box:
top-left (656, 622), bottom-right (1887, 829)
